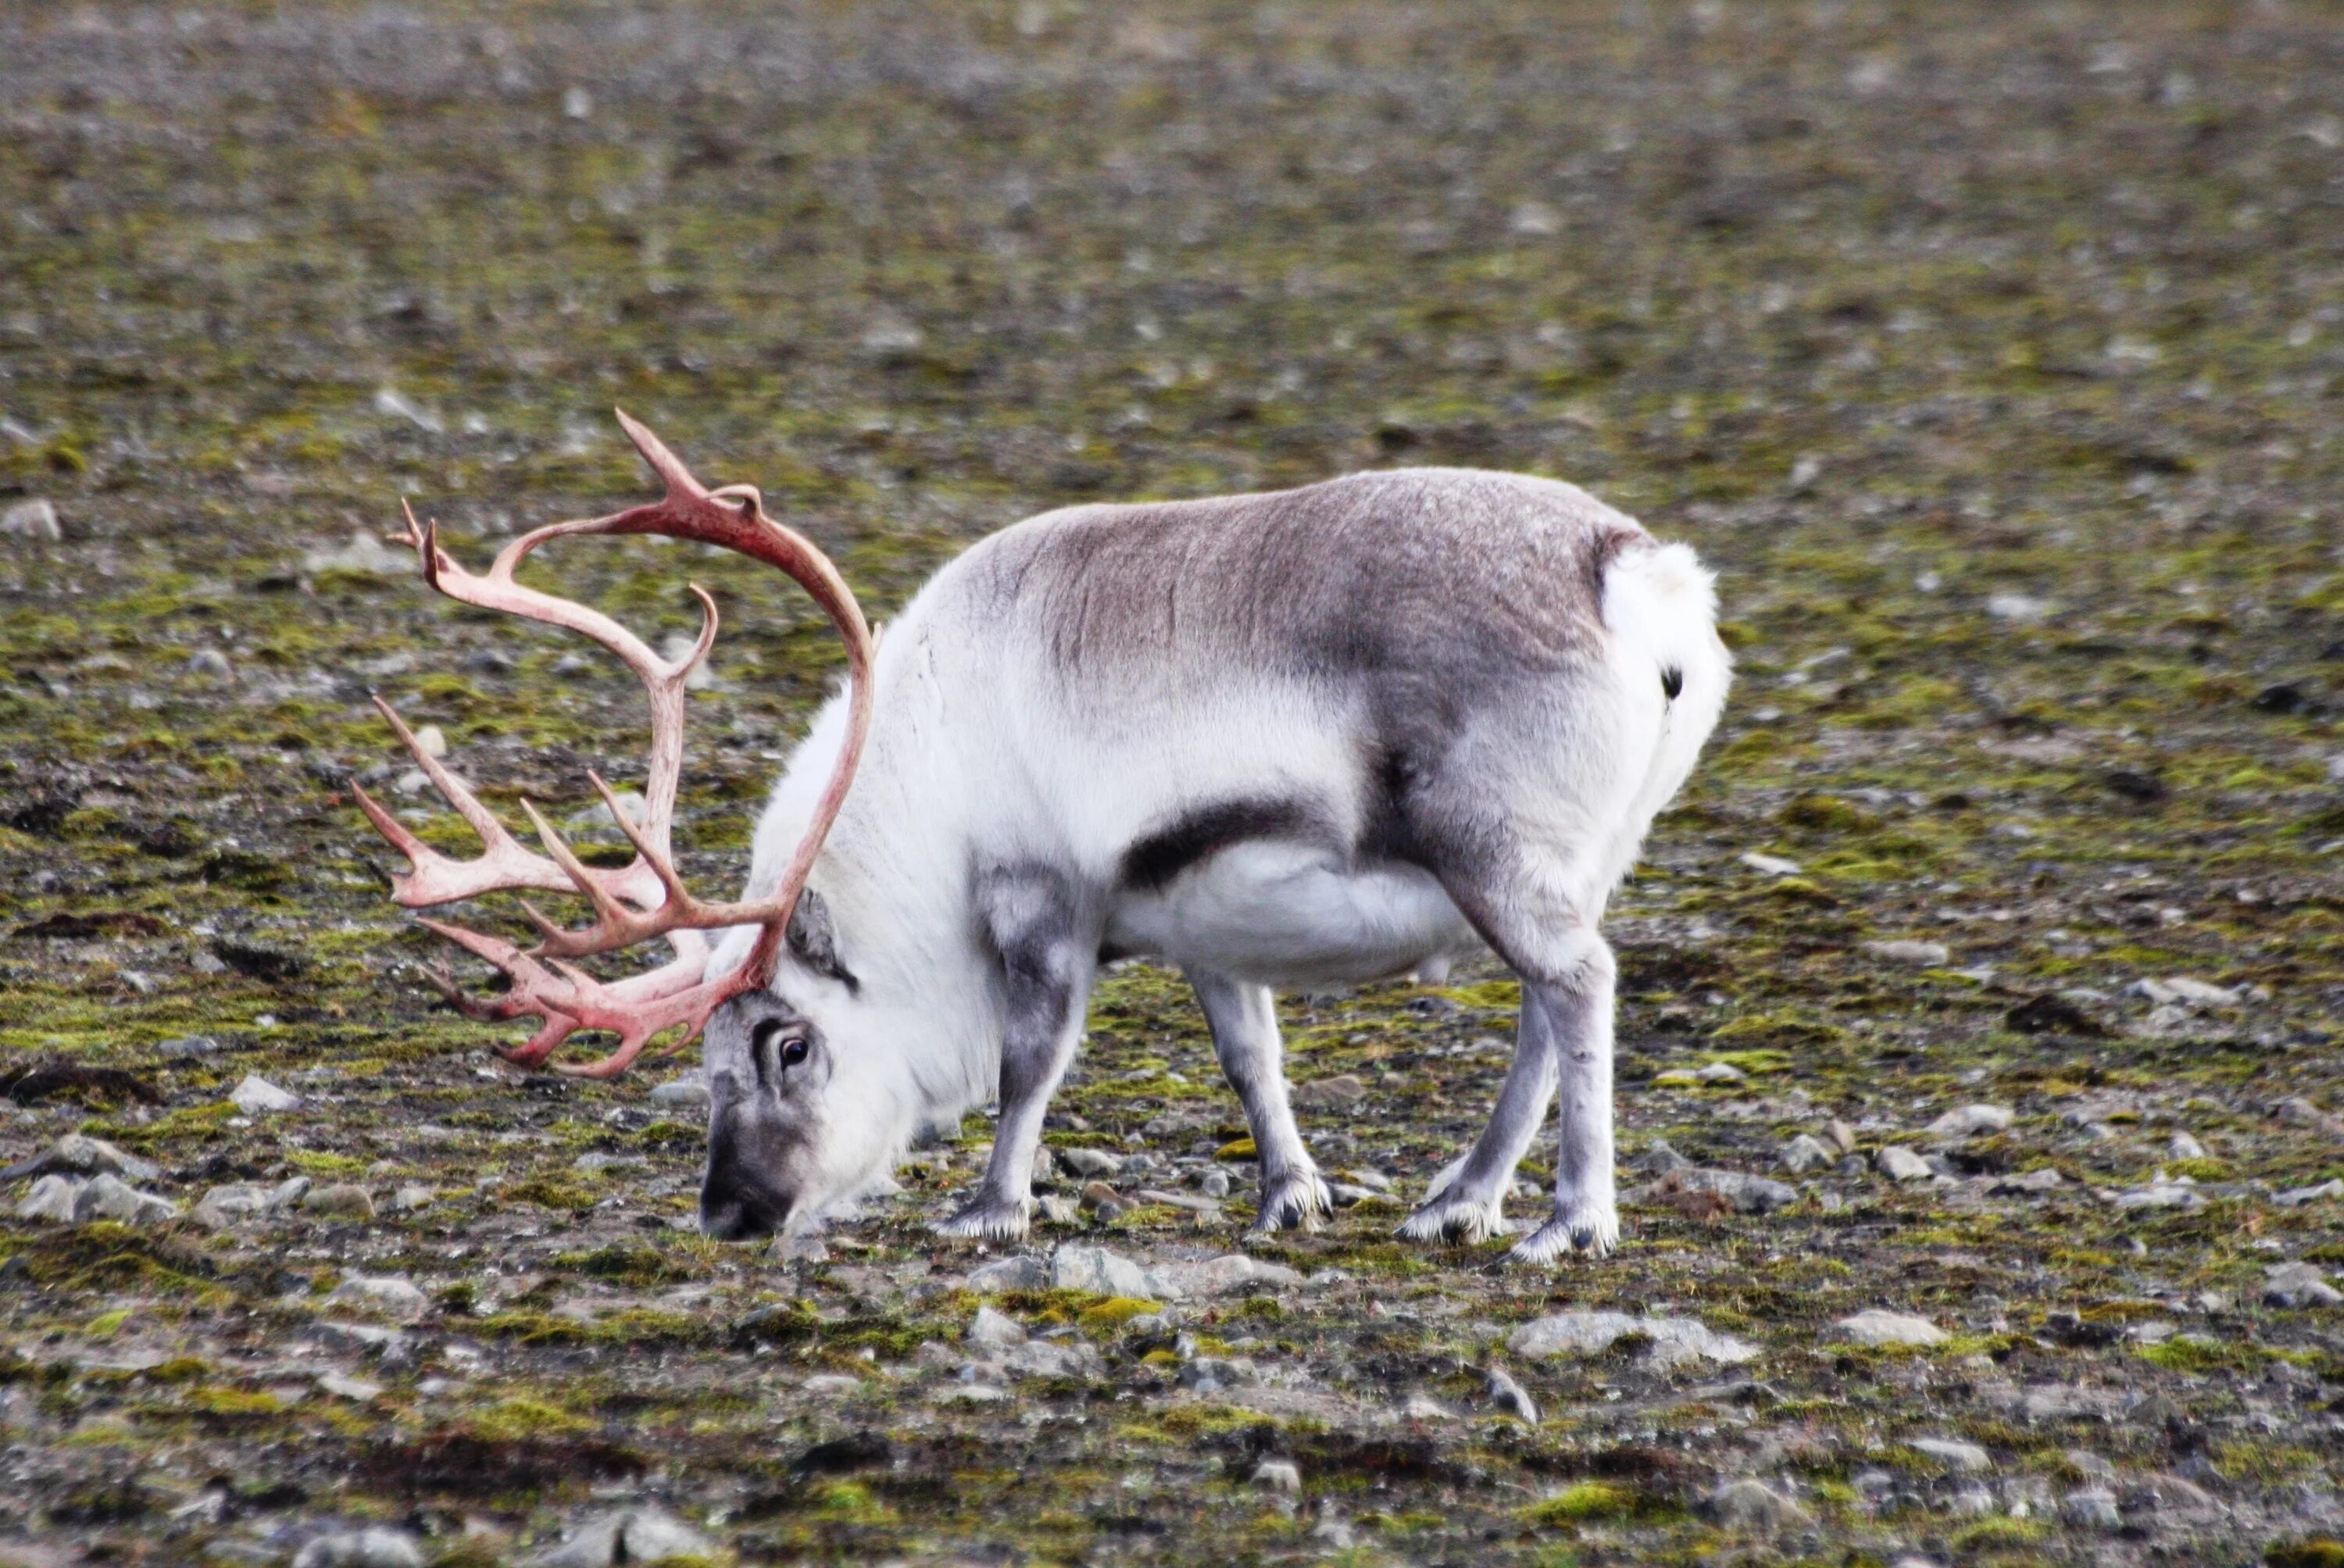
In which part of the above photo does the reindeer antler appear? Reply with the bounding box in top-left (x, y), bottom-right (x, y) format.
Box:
top-left (355, 413), bottom-right (876, 1077)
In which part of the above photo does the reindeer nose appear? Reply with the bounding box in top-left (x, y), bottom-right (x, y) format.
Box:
top-left (699, 1156), bottom-right (795, 1241)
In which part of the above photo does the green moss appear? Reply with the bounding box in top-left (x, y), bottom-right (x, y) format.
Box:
top-left (1520, 1482), bottom-right (1658, 1524)
top-left (498, 1177), bottom-right (602, 1213)
top-left (187, 1387), bottom-right (284, 1419)
top-left (1077, 1296), bottom-right (1161, 1329)
top-left (470, 1398), bottom-right (592, 1441)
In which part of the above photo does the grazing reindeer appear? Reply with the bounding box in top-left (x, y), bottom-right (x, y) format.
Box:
top-left (357, 415), bottom-right (1727, 1263)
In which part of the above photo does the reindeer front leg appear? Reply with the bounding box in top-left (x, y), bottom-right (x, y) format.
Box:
top-left (938, 868), bottom-right (1095, 1241)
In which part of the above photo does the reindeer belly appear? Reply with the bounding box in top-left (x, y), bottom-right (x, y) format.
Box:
top-left (1103, 841), bottom-right (1481, 988)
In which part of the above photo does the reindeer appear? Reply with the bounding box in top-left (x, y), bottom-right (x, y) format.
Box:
top-left (355, 414), bottom-right (1728, 1263)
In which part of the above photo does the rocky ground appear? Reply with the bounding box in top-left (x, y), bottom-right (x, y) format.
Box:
top-left (5, 2), bottom-right (2344, 1564)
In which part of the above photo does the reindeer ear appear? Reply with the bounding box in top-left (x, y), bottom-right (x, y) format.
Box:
top-left (786, 890), bottom-right (858, 991)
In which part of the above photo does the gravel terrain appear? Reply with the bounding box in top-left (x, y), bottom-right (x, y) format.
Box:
top-left (5, 3), bottom-right (2344, 1564)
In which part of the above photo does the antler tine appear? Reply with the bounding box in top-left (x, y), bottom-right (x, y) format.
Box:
top-left (359, 693), bottom-right (647, 909)
top-left (370, 414), bottom-right (880, 1075)
top-left (515, 797), bottom-right (670, 958)
top-left (615, 407), bottom-right (714, 504)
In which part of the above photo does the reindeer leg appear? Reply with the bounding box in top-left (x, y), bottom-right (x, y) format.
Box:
top-left (1189, 971), bottom-right (1330, 1233)
top-left (937, 867), bottom-right (1095, 1242)
top-left (1396, 804), bottom-right (1620, 1255)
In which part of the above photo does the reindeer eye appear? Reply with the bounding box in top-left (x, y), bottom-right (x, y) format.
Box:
top-left (751, 1019), bottom-right (811, 1070)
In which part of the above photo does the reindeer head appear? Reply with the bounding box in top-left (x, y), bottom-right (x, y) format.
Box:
top-left (353, 413), bottom-right (879, 1239)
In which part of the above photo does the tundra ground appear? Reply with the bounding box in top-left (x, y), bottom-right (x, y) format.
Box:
top-left (4, 3), bottom-right (2344, 1565)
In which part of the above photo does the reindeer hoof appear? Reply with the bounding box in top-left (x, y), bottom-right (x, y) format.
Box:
top-left (1251, 1170), bottom-right (1332, 1234)
top-left (1506, 1200), bottom-right (1620, 1263)
top-left (1397, 1191), bottom-right (1511, 1245)
top-left (933, 1196), bottom-right (1031, 1243)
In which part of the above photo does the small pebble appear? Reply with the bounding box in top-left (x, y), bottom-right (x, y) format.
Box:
top-left (304, 1184), bottom-right (377, 1221)
top-left (1252, 1457), bottom-right (1302, 1495)
top-left (229, 1073), bottom-right (300, 1114)
top-left (1485, 1365), bottom-right (1538, 1424)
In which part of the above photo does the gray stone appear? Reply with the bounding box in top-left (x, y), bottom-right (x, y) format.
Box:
top-left (2138, 975), bottom-right (2237, 1008)
top-left (229, 1073), bottom-right (300, 1113)
top-left (2061, 1486), bottom-right (2122, 1530)
top-left (2168, 1131), bottom-right (2208, 1161)
top-left (1180, 1355), bottom-right (1257, 1391)
top-left (1781, 1134), bottom-right (1835, 1173)
top-left (0, 498), bottom-right (61, 541)
top-left (1507, 1310), bottom-right (1758, 1368)
top-left (1485, 1365), bottom-right (1538, 1424)
top-left (192, 1183), bottom-right (275, 1229)
top-left (524, 1508), bottom-right (711, 1566)
top-left (2274, 1096), bottom-right (2344, 1134)
top-left (2263, 1261), bottom-right (2343, 1308)
top-left (304, 1184), bottom-right (376, 1221)
top-left (14, 1173), bottom-right (82, 1223)
top-left (324, 1273), bottom-right (429, 1323)
top-left (308, 1321), bottom-right (413, 1363)
top-left (291, 1527), bottom-right (425, 1568)
top-left (647, 1076), bottom-right (710, 1109)
top-left (2064, 1448), bottom-right (2115, 1480)
top-left (391, 1184), bottom-right (434, 1212)
top-left (1135, 1187), bottom-right (1223, 1214)
top-left (773, 1234), bottom-right (827, 1264)
top-left (1910, 1437), bottom-right (1992, 1473)
top-left (1631, 1163), bottom-right (1791, 1209)
top-left (1056, 1146), bottom-right (1124, 1179)
top-left (1034, 1194), bottom-right (1081, 1224)
top-left (1003, 1337), bottom-right (1099, 1379)
top-left (1829, 1309), bottom-right (1946, 1348)
top-left (1293, 1073), bottom-right (1368, 1109)
top-left (316, 1370), bottom-right (384, 1402)
top-left (1704, 1477), bottom-right (1810, 1528)
top-left (2124, 1472), bottom-right (2217, 1518)
top-left (801, 1373), bottom-right (865, 1397)
top-left (1654, 1166), bottom-right (1799, 1214)
top-left (1876, 1146), bottom-right (1934, 1182)
top-left (1199, 1168), bottom-right (1231, 1198)
top-left (1150, 1253), bottom-right (1302, 1299)
top-left (1926, 1104), bottom-right (2014, 1138)
top-left (1050, 1245), bottom-right (1156, 1298)
top-left (1252, 1457), bottom-right (1302, 1495)
top-left (2273, 1179), bottom-right (2344, 1207)
top-left (1824, 1120), bottom-right (1858, 1155)
top-left (967, 1254), bottom-right (1048, 1292)
top-left (2016, 1381), bottom-right (2122, 1423)
top-left (74, 1173), bottom-right (179, 1226)
top-left (0, 1132), bottom-right (161, 1184)
top-left (1863, 939), bottom-right (1951, 967)
top-left (969, 1305), bottom-right (1027, 1348)
top-left (156, 1034), bottom-right (225, 1059)
top-left (2114, 1175), bottom-right (2203, 1212)
top-left (1629, 1138), bottom-right (1694, 1176)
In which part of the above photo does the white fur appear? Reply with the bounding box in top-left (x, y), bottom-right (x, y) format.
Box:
top-left (709, 472), bottom-right (1728, 1240)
